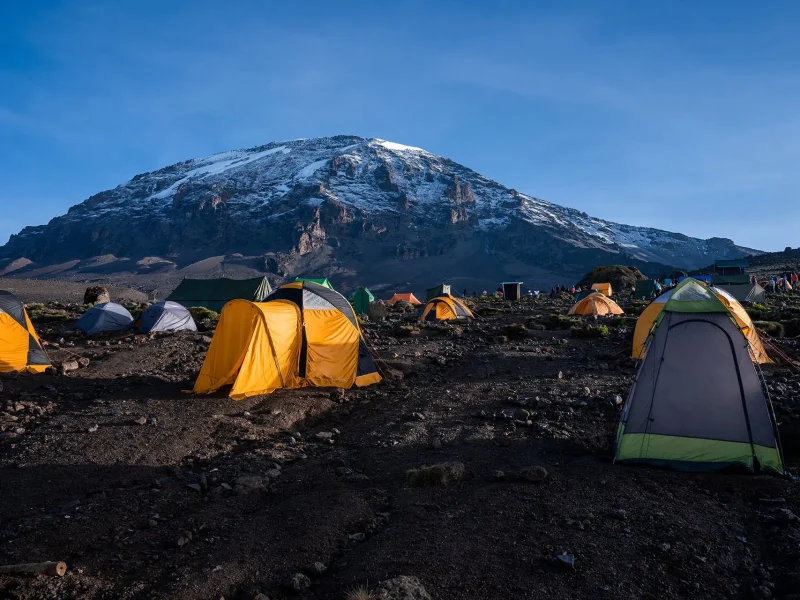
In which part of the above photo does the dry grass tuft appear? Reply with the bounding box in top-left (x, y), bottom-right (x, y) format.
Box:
top-left (345, 585), bottom-right (374, 600)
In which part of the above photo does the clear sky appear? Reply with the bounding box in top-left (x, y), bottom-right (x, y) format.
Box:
top-left (2, 1), bottom-right (798, 251)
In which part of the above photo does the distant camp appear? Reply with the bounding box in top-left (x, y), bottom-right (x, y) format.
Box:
top-left (615, 278), bottom-right (783, 474)
top-left (419, 295), bottom-right (474, 322)
top-left (166, 276), bottom-right (272, 312)
top-left (0, 290), bottom-right (51, 374)
top-left (632, 284), bottom-right (770, 364)
top-left (136, 301), bottom-right (198, 333)
top-left (194, 281), bottom-right (381, 400)
top-left (75, 302), bottom-right (134, 336)
top-left (568, 292), bottom-right (624, 316)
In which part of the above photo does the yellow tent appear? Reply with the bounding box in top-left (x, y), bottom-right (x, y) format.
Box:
top-left (568, 292), bottom-right (624, 316)
top-left (591, 283), bottom-right (613, 296)
top-left (0, 291), bottom-right (50, 374)
top-left (194, 282), bottom-right (381, 400)
top-left (632, 285), bottom-right (771, 364)
top-left (419, 295), bottom-right (474, 321)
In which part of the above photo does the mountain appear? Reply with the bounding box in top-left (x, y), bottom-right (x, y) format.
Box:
top-left (0, 135), bottom-right (760, 292)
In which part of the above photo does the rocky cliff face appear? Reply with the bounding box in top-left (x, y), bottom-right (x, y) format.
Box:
top-left (0, 135), bottom-right (759, 289)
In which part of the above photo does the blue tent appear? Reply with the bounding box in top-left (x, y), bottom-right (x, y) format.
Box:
top-left (75, 302), bottom-right (134, 335)
top-left (137, 301), bottom-right (197, 333)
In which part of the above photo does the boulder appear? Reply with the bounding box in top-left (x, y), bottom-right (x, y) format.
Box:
top-left (375, 576), bottom-right (432, 600)
top-left (83, 286), bottom-right (110, 305)
top-left (368, 300), bottom-right (389, 319)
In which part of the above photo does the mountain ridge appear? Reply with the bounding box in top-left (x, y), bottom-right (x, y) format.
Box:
top-left (0, 135), bottom-right (760, 291)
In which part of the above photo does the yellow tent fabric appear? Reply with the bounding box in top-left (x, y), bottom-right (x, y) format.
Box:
top-left (419, 295), bottom-right (474, 321)
top-left (0, 291), bottom-right (50, 374)
top-left (194, 282), bottom-right (381, 400)
top-left (568, 292), bottom-right (624, 316)
top-left (591, 283), bottom-right (613, 296)
top-left (632, 286), bottom-right (771, 364)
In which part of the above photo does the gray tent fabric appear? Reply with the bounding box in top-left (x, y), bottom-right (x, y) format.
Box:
top-left (620, 311), bottom-right (780, 470)
top-left (75, 302), bottom-right (134, 335)
top-left (712, 283), bottom-right (766, 304)
top-left (137, 301), bottom-right (197, 333)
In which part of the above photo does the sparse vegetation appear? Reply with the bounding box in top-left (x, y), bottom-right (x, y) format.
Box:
top-left (188, 306), bottom-right (219, 322)
top-left (570, 324), bottom-right (610, 339)
top-left (502, 323), bottom-right (528, 339)
top-left (407, 462), bottom-right (467, 487)
top-left (754, 321), bottom-right (784, 338)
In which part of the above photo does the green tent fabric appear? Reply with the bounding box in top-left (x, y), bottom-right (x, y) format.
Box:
top-left (713, 283), bottom-right (766, 304)
top-left (574, 289), bottom-right (593, 301)
top-left (614, 278), bottom-right (783, 474)
top-left (426, 284), bottom-right (451, 301)
top-left (294, 277), bottom-right (333, 289)
top-left (348, 286), bottom-right (375, 315)
top-left (634, 279), bottom-right (656, 299)
top-left (166, 277), bottom-right (272, 312)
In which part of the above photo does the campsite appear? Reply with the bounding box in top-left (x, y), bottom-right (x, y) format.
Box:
top-left (0, 272), bottom-right (799, 600)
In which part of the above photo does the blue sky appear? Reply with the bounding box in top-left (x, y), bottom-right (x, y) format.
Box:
top-left (1, 0), bottom-right (798, 251)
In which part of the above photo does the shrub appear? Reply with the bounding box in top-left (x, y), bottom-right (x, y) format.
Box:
top-left (570, 325), bottom-right (610, 339)
top-left (502, 323), bottom-right (529, 340)
top-left (407, 462), bottom-right (467, 487)
top-left (754, 321), bottom-right (784, 338)
top-left (188, 306), bottom-right (220, 322)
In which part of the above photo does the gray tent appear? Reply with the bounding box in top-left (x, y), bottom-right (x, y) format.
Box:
top-left (137, 301), bottom-right (197, 333)
top-left (75, 302), bottom-right (134, 335)
top-left (615, 278), bottom-right (782, 474)
top-left (712, 283), bottom-right (766, 304)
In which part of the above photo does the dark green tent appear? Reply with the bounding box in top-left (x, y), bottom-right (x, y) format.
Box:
top-left (634, 279), bottom-right (656, 299)
top-left (348, 286), bottom-right (375, 315)
top-left (574, 289), bottom-right (593, 301)
top-left (426, 283), bottom-right (451, 301)
top-left (294, 277), bottom-right (333, 289)
top-left (166, 277), bottom-right (272, 312)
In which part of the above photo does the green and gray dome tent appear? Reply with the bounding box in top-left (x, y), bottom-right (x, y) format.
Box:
top-left (615, 278), bottom-right (783, 474)
top-left (348, 286), bottom-right (374, 315)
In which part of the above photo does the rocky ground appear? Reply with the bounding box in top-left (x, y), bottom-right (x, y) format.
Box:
top-left (0, 290), bottom-right (799, 600)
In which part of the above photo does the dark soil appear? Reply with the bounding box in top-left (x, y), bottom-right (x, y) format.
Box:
top-left (0, 290), bottom-right (799, 600)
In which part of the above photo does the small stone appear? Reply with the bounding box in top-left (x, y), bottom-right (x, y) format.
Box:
top-left (410, 412), bottom-right (426, 421)
top-left (265, 469), bottom-right (281, 479)
top-left (284, 573), bottom-right (311, 592)
top-left (304, 561), bottom-right (327, 576)
top-left (557, 371), bottom-right (564, 379)
top-left (186, 483), bottom-right (202, 493)
top-left (134, 416), bottom-right (148, 425)
top-left (659, 542), bottom-right (671, 552)
top-left (375, 575), bottom-right (432, 600)
top-left (582, 387), bottom-right (591, 398)
top-left (430, 437), bottom-right (442, 449)
top-left (514, 409), bottom-right (530, 421)
top-left (519, 465), bottom-right (548, 483)
top-left (87, 424), bottom-right (99, 433)
top-left (610, 508), bottom-right (628, 520)
top-left (613, 395), bottom-right (623, 406)
top-left (490, 470), bottom-right (506, 481)
top-left (77, 357), bottom-right (90, 368)
top-left (349, 532), bottom-right (366, 542)
top-left (235, 475), bottom-right (266, 491)
top-left (315, 431), bottom-right (334, 440)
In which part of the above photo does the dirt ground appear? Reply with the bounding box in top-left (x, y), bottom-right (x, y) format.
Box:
top-left (0, 291), bottom-right (799, 600)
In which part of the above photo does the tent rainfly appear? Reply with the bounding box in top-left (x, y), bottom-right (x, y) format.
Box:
top-left (419, 296), bottom-right (474, 322)
top-left (425, 284), bottom-right (451, 302)
top-left (74, 303), bottom-right (134, 335)
top-left (615, 278), bottom-right (783, 474)
top-left (194, 281), bottom-right (381, 399)
top-left (568, 292), bottom-right (624, 316)
top-left (0, 290), bottom-right (51, 373)
top-left (632, 284), bottom-right (770, 364)
top-left (294, 277), bottom-right (333, 289)
top-left (166, 277), bottom-right (271, 312)
top-left (348, 286), bottom-right (375, 315)
top-left (711, 283), bottom-right (766, 304)
top-left (501, 282), bottom-right (523, 301)
top-left (136, 301), bottom-right (198, 333)
top-left (387, 293), bottom-right (422, 305)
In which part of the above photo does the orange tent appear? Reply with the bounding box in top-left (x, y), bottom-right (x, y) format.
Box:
top-left (568, 292), bottom-right (624, 316)
top-left (591, 283), bottom-right (613, 297)
top-left (387, 293), bottom-right (422, 305)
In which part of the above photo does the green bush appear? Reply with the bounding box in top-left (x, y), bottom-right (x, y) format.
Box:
top-left (570, 325), bottom-right (610, 339)
top-left (188, 306), bottom-right (220, 322)
top-left (502, 323), bottom-right (529, 340)
top-left (754, 321), bottom-right (784, 338)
